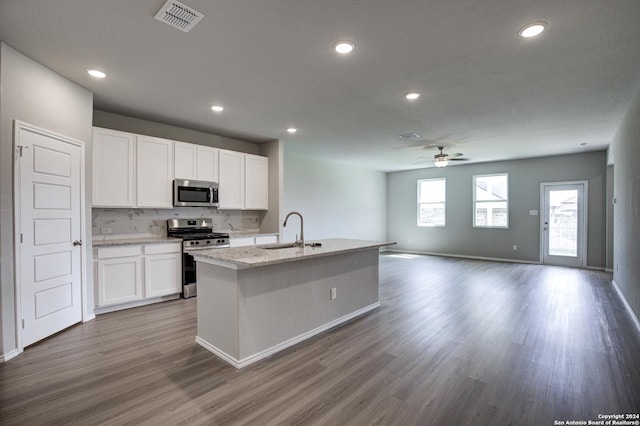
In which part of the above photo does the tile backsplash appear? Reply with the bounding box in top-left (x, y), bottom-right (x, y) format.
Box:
top-left (92, 208), bottom-right (262, 237)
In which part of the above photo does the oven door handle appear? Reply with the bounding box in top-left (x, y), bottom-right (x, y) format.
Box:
top-left (209, 187), bottom-right (214, 206)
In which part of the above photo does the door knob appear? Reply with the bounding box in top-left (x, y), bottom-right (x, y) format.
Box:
top-left (73, 240), bottom-right (83, 246)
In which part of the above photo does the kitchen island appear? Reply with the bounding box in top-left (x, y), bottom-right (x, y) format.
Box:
top-left (192, 238), bottom-right (395, 368)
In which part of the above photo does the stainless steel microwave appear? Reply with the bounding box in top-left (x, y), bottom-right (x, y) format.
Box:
top-left (173, 179), bottom-right (219, 207)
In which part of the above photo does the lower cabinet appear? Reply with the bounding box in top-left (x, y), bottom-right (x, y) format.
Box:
top-left (230, 234), bottom-right (278, 247)
top-left (144, 244), bottom-right (182, 298)
top-left (95, 242), bottom-right (181, 311)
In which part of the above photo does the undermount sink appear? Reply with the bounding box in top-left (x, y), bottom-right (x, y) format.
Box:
top-left (260, 242), bottom-right (322, 250)
top-left (260, 243), bottom-right (299, 250)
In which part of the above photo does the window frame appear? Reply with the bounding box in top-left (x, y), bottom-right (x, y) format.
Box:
top-left (473, 173), bottom-right (509, 229)
top-left (417, 177), bottom-right (446, 227)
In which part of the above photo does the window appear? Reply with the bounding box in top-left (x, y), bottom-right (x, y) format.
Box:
top-left (418, 178), bottom-right (445, 227)
top-left (473, 173), bottom-right (508, 228)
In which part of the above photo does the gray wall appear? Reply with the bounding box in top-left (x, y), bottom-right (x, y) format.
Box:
top-left (612, 83), bottom-right (640, 321)
top-left (0, 43), bottom-right (93, 358)
top-left (387, 151), bottom-right (608, 267)
top-left (282, 148), bottom-right (387, 242)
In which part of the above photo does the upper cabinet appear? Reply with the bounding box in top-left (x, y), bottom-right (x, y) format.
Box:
top-left (92, 128), bottom-right (135, 207)
top-left (136, 135), bottom-right (174, 208)
top-left (218, 149), bottom-right (245, 209)
top-left (92, 128), bottom-right (174, 209)
top-left (244, 154), bottom-right (269, 210)
top-left (219, 150), bottom-right (268, 210)
top-left (174, 142), bottom-right (219, 182)
top-left (92, 127), bottom-right (268, 211)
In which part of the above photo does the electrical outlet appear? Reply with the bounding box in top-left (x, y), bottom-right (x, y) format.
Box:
top-left (101, 227), bottom-right (112, 234)
top-left (512, 245), bottom-right (518, 251)
top-left (330, 288), bottom-right (337, 300)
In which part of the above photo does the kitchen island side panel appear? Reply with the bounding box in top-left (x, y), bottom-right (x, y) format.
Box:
top-left (196, 264), bottom-right (240, 359)
top-left (236, 248), bottom-right (379, 359)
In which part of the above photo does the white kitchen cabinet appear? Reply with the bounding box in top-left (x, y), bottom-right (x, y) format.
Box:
top-left (92, 127), bottom-right (135, 207)
top-left (174, 142), bottom-right (197, 180)
top-left (218, 149), bottom-right (245, 209)
top-left (255, 235), bottom-right (278, 245)
top-left (219, 150), bottom-right (268, 210)
top-left (230, 234), bottom-right (278, 247)
top-left (230, 236), bottom-right (255, 247)
top-left (197, 146), bottom-right (219, 182)
top-left (174, 142), bottom-right (219, 182)
top-left (244, 154), bottom-right (269, 210)
top-left (96, 245), bottom-right (143, 307)
top-left (95, 242), bottom-right (182, 311)
top-left (136, 135), bottom-right (174, 208)
top-left (144, 244), bottom-right (181, 298)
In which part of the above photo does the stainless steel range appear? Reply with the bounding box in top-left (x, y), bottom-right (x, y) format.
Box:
top-left (167, 218), bottom-right (230, 298)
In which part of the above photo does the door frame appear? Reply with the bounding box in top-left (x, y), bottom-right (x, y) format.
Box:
top-left (13, 120), bottom-right (88, 353)
top-left (539, 180), bottom-right (588, 267)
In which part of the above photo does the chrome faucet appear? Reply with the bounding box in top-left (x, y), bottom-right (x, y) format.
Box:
top-left (283, 211), bottom-right (304, 248)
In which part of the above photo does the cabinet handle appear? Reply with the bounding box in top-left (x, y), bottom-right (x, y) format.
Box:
top-left (73, 240), bottom-right (83, 246)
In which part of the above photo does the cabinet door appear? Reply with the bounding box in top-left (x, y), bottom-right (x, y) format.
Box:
top-left (255, 235), bottom-right (278, 245)
top-left (97, 256), bottom-right (143, 306)
top-left (174, 142), bottom-right (197, 180)
top-left (144, 253), bottom-right (181, 298)
top-left (136, 136), bottom-right (174, 208)
top-left (230, 236), bottom-right (255, 247)
top-left (245, 154), bottom-right (269, 210)
top-left (197, 146), bottom-right (219, 182)
top-left (92, 127), bottom-right (135, 207)
top-left (218, 149), bottom-right (245, 209)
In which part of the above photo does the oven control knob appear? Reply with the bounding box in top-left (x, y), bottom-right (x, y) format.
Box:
top-left (206, 240), bottom-right (211, 244)
top-left (195, 241), bottom-right (200, 245)
top-left (189, 241), bottom-right (195, 246)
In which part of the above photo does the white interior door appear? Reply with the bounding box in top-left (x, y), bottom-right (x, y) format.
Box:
top-left (16, 122), bottom-right (83, 347)
top-left (541, 182), bottom-right (587, 267)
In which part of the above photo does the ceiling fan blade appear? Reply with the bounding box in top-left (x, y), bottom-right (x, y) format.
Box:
top-left (449, 158), bottom-right (469, 161)
top-left (448, 152), bottom-right (464, 158)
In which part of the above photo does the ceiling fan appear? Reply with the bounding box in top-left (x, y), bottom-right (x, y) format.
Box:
top-left (416, 146), bottom-right (469, 167)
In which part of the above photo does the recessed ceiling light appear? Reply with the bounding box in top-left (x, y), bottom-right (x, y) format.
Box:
top-left (405, 92), bottom-right (421, 101)
top-left (211, 105), bottom-right (224, 113)
top-left (87, 68), bottom-right (106, 79)
top-left (286, 128), bottom-right (297, 134)
top-left (518, 22), bottom-right (547, 38)
top-left (333, 40), bottom-right (355, 54)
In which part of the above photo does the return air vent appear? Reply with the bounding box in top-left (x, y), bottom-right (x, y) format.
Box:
top-left (154, 0), bottom-right (204, 33)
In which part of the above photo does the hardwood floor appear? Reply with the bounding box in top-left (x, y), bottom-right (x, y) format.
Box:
top-left (1, 254), bottom-right (639, 425)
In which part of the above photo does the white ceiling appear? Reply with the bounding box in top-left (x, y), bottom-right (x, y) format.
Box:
top-left (1, 0), bottom-right (639, 171)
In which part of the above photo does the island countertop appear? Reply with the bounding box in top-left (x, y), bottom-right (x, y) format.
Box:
top-left (191, 238), bottom-right (396, 270)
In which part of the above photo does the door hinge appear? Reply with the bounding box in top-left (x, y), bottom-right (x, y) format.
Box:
top-left (20, 233), bottom-right (23, 244)
top-left (16, 145), bottom-right (28, 157)
top-left (22, 319), bottom-right (25, 329)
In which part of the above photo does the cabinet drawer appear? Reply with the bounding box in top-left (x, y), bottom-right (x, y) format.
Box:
top-left (255, 235), bottom-right (278, 245)
top-left (97, 245), bottom-right (142, 259)
top-left (144, 243), bottom-right (181, 255)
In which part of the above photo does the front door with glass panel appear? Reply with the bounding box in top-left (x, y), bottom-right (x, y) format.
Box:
top-left (541, 182), bottom-right (586, 267)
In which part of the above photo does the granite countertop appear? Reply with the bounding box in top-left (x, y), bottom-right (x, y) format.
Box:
top-left (92, 236), bottom-right (181, 247)
top-left (191, 238), bottom-right (396, 270)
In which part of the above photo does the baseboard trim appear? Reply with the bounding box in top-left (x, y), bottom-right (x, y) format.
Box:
top-left (196, 302), bottom-right (381, 369)
top-left (612, 280), bottom-right (640, 335)
top-left (385, 248), bottom-right (540, 265)
top-left (94, 294), bottom-right (180, 315)
top-left (1, 349), bottom-right (20, 363)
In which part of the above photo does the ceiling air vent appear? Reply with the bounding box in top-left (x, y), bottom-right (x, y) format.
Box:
top-left (399, 133), bottom-right (421, 141)
top-left (154, 0), bottom-right (204, 33)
